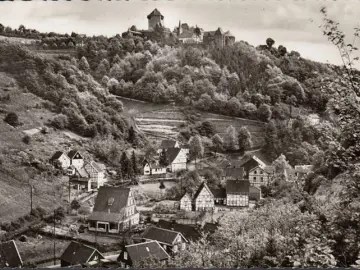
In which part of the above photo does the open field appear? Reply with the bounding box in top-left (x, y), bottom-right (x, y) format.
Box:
top-left (0, 35), bottom-right (39, 45)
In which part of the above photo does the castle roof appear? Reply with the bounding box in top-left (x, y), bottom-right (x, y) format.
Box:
top-left (147, 9), bottom-right (164, 20)
top-left (215, 27), bottom-right (225, 35)
top-left (225, 30), bottom-right (235, 37)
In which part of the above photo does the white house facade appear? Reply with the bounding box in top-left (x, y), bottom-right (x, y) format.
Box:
top-left (179, 193), bottom-right (192, 212)
top-left (194, 183), bottom-right (214, 212)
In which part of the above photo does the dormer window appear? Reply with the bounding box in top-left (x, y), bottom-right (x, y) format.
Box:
top-left (108, 197), bottom-right (114, 206)
top-left (123, 251), bottom-right (128, 260)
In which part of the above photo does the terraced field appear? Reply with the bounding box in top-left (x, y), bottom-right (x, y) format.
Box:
top-left (118, 97), bottom-right (267, 148)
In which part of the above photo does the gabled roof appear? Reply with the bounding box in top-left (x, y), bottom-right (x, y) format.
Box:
top-left (85, 161), bottom-right (105, 172)
top-left (224, 30), bottom-right (234, 37)
top-left (0, 240), bottom-right (23, 268)
top-left (226, 180), bottom-right (250, 195)
top-left (147, 9), bottom-right (164, 19)
top-left (68, 150), bottom-right (83, 160)
top-left (166, 148), bottom-right (182, 164)
top-left (224, 168), bottom-right (244, 179)
top-left (209, 187), bottom-right (226, 199)
top-left (180, 193), bottom-right (192, 202)
top-left (88, 187), bottom-right (131, 223)
top-left (50, 151), bottom-right (68, 161)
top-left (157, 220), bottom-right (202, 242)
top-left (124, 241), bottom-right (169, 263)
top-left (160, 140), bottom-right (178, 149)
top-left (72, 166), bottom-right (89, 179)
top-left (193, 182), bottom-right (214, 200)
top-left (60, 241), bottom-right (103, 266)
top-left (142, 227), bottom-right (186, 246)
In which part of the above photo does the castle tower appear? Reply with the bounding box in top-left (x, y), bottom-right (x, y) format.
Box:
top-left (147, 8), bottom-right (164, 30)
top-left (214, 27), bottom-right (225, 48)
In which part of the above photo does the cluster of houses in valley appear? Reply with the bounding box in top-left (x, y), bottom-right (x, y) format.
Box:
top-left (143, 140), bottom-right (189, 175)
top-left (180, 151), bottom-right (313, 212)
top-left (49, 149), bottom-right (107, 192)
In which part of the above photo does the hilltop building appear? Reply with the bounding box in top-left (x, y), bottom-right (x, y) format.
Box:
top-left (122, 9), bottom-right (235, 48)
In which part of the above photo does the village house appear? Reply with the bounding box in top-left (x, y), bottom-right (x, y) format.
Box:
top-left (0, 240), bottom-right (23, 268)
top-left (67, 150), bottom-right (84, 169)
top-left (241, 152), bottom-right (275, 187)
top-left (157, 220), bottom-right (203, 242)
top-left (193, 182), bottom-right (215, 212)
top-left (179, 193), bottom-right (192, 212)
top-left (60, 241), bottom-right (104, 267)
top-left (143, 159), bottom-right (167, 176)
top-left (49, 151), bottom-right (71, 170)
top-left (70, 166), bottom-right (92, 192)
top-left (84, 161), bottom-right (107, 189)
top-left (209, 187), bottom-right (227, 205)
top-left (141, 226), bottom-right (188, 254)
top-left (88, 187), bottom-right (140, 234)
top-left (226, 180), bottom-right (250, 207)
top-left (249, 186), bottom-right (262, 201)
top-left (203, 27), bottom-right (236, 48)
top-left (166, 148), bottom-right (187, 172)
top-left (117, 241), bottom-right (169, 268)
top-left (174, 21), bottom-right (204, 44)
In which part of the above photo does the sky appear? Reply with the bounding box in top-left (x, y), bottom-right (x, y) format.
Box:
top-left (1, 0), bottom-right (360, 69)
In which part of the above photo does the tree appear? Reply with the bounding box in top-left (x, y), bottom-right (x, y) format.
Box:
top-left (257, 104), bottom-right (272, 122)
top-left (211, 134), bottom-right (223, 156)
top-left (4, 112), bottom-right (20, 126)
top-left (286, 95), bottom-right (297, 117)
top-left (189, 135), bottom-right (204, 168)
top-left (131, 151), bottom-right (138, 175)
top-left (278, 45), bottom-right (287, 56)
top-left (79, 56), bottom-right (90, 72)
top-left (120, 152), bottom-right (130, 178)
top-left (237, 126), bottom-right (252, 153)
top-left (71, 199), bottom-right (81, 212)
top-left (128, 126), bottom-right (136, 144)
top-left (197, 121), bottom-right (216, 137)
top-left (224, 125), bottom-right (238, 151)
top-left (266, 37), bottom-right (275, 48)
top-left (159, 149), bottom-right (169, 167)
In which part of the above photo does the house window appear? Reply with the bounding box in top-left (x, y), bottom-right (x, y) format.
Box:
top-left (123, 251), bottom-right (128, 260)
top-left (261, 177), bottom-right (264, 182)
top-left (181, 243), bottom-right (186, 250)
top-left (253, 177), bottom-right (256, 181)
top-left (173, 245), bottom-right (178, 252)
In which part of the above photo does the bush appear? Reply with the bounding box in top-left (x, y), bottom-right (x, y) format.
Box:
top-left (4, 112), bottom-right (20, 126)
top-left (19, 235), bottom-right (28, 242)
top-left (0, 222), bottom-right (11, 232)
top-left (50, 114), bottom-right (69, 130)
top-left (10, 220), bottom-right (21, 230)
top-left (22, 135), bottom-right (31, 144)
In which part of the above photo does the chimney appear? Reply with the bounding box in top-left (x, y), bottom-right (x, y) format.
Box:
top-left (108, 209), bottom-right (111, 213)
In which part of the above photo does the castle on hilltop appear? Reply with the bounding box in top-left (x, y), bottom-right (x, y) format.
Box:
top-left (122, 8), bottom-right (235, 48)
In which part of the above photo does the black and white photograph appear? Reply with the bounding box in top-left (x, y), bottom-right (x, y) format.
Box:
top-left (0, 0), bottom-right (360, 268)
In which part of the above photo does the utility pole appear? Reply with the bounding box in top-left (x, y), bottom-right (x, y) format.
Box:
top-left (53, 209), bottom-right (56, 265)
top-left (68, 178), bottom-right (71, 214)
top-left (30, 184), bottom-right (33, 215)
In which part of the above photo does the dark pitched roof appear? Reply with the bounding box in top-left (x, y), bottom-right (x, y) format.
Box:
top-left (60, 241), bottom-right (102, 265)
top-left (68, 150), bottom-right (82, 159)
top-left (147, 9), bottom-right (164, 19)
top-left (160, 140), bottom-right (178, 149)
top-left (193, 182), bottom-right (214, 200)
top-left (157, 220), bottom-right (202, 242)
top-left (88, 187), bottom-right (130, 223)
top-left (249, 186), bottom-right (261, 201)
top-left (0, 240), bottom-right (23, 268)
top-left (166, 148), bottom-right (182, 164)
top-left (226, 180), bottom-right (250, 195)
top-left (203, 31), bottom-right (215, 37)
top-left (202, 222), bottom-right (219, 235)
top-left (142, 227), bottom-right (184, 245)
top-left (224, 168), bottom-right (244, 179)
top-left (50, 151), bottom-right (67, 161)
top-left (125, 241), bottom-right (169, 263)
top-left (209, 187), bottom-right (226, 198)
